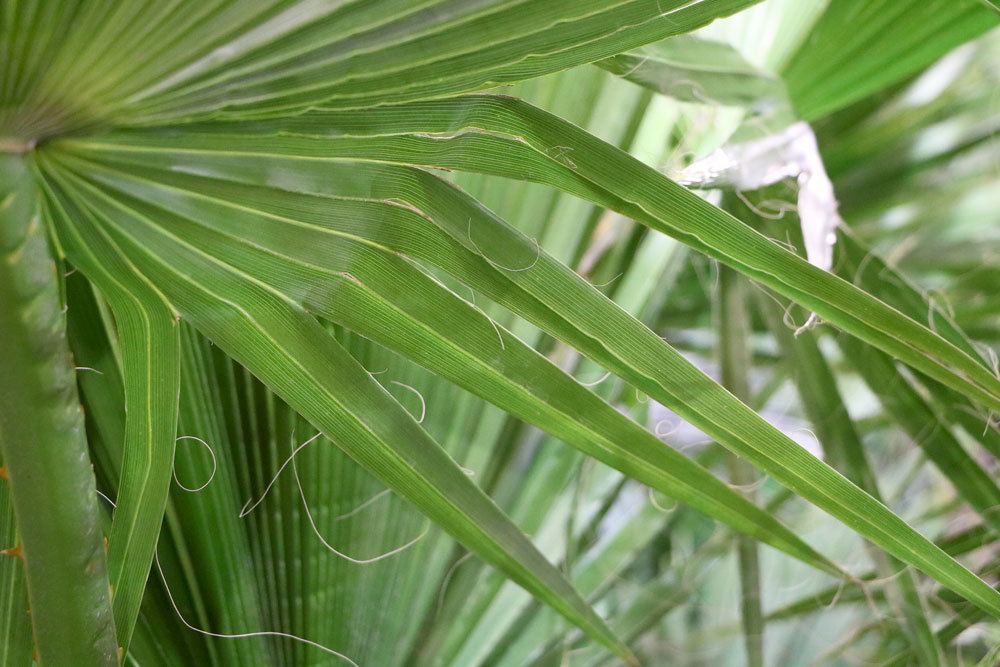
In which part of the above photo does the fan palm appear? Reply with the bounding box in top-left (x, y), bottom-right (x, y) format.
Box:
top-left (0, 1), bottom-right (998, 665)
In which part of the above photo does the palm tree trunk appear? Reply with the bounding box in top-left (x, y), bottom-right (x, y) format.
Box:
top-left (0, 152), bottom-right (118, 665)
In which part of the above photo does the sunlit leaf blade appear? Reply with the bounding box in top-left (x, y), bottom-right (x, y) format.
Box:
top-left (38, 167), bottom-right (182, 650)
top-left (1, 0), bottom-right (762, 137)
top-left (50, 150), bottom-right (848, 578)
top-left (40, 160), bottom-right (636, 663)
top-left (53, 131), bottom-right (1000, 619)
top-left (61, 278), bottom-right (233, 662)
top-left (116, 0), bottom-right (762, 125)
top-left (64, 94), bottom-right (1000, 415)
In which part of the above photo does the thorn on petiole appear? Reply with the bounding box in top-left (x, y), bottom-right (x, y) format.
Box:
top-left (1, 544), bottom-right (23, 558)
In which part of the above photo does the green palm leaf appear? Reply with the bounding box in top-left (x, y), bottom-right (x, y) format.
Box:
top-left (2, 1), bottom-right (999, 665)
top-left (41, 159), bottom-right (638, 662)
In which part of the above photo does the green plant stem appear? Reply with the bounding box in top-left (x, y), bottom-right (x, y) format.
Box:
top-left (0, 154), bottom-right (118, 665)
top-left (717, 261), bottom-right (765, 667)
